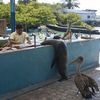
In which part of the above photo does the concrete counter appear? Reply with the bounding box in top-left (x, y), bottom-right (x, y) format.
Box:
top-left (0, 38), bottom-right (100, 95)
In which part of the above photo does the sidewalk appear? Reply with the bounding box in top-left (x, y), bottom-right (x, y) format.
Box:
top-left (7, 66), bottom-right (100, 100)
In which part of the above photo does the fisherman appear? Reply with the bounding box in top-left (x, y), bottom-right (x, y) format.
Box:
top-left (0, 24), bottom-right (31, 50)
top-left (10, 24), bottom-right (31, 45)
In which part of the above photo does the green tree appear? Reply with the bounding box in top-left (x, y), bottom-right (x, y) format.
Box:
top-left (0, 4), bottom-right (10, 25)
top-left (16, 2), bottom-right (57, 31)
top-left (65, 12), bottom-right (81, 25)
top-left (36, 6), bottom-right (57, 25)
top-left (65, 0), bottom-right (79, 9)
top-left (18, 0), bottom-right (37, 4)
top-left (54, 12), bottom-right (81, 25)
top-left (62, 12), bottom-right (81, 40)
top-left (51, 3), bottom-right (63, 13)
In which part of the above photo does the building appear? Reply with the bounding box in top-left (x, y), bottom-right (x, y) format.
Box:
top-left (60, 8), bottom-right (97, 22)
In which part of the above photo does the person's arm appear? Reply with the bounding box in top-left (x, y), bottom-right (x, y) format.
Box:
top-left (24, 32), bottom-right (31, 44)
top-left (26, 37), bottom-right (31, 44)
top-left (10, 39), bottom-right (20, 44)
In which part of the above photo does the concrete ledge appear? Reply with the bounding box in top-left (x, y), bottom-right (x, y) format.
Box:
top-left (0, 38), bottom-right (100, 96)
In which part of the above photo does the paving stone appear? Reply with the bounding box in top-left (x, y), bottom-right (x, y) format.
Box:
top-left (5, 66), bottom-right (100, 100)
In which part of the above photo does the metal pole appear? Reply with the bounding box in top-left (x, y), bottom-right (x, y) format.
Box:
top-left (10, 0), bottom-right (15, 32)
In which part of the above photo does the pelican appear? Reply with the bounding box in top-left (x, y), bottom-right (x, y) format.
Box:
top-left (70, 56), bottom-right (99, 99)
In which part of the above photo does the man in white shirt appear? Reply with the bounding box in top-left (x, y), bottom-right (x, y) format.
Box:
top-left (10, 24), bottom-right (31, 44)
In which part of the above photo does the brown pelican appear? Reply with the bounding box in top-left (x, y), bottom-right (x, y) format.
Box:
top-left (70, 56), bottom-right (99, 99)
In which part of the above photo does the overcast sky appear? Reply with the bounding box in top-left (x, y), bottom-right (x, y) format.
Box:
top-left (3, 0), bottom-right (100, 15)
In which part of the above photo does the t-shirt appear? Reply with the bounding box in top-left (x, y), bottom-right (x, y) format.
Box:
top-left (10, 31), bottom-right (29, 44)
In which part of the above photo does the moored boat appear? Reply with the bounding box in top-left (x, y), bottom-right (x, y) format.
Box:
top-left (46, 24), bottom-right (100, 35)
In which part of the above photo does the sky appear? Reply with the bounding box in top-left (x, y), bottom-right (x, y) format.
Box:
top-left (3, 0), bottom-right (100, 15)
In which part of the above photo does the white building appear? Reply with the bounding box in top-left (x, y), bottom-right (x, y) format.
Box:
top-left (61, 9), bottom-right (97, 22)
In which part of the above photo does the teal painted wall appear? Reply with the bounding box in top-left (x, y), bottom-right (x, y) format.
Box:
top-left (67, 39), bottom-right (100, 74)
top-left (0, 39), bottom-right (100, 95)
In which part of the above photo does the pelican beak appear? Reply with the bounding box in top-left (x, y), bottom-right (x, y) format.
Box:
top-left (70, 58), bottom-right (79, 64)
top-left (69, 56), bottom-right (84, 65)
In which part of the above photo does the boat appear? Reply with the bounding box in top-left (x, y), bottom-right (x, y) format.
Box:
top-left (46, 24), bottom-right (100, 34)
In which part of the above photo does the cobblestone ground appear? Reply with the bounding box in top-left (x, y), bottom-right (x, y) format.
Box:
top-left (8, 67), bottom-right (100, 100)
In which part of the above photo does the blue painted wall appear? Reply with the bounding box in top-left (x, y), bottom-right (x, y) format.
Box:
top-left (0, 39), bottom-right (100, 95)
top-left (67, 39), bottom-right (100, 74)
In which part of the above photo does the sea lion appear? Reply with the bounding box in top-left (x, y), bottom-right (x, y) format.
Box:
top-left (41, 39), bottom-right (68, 81)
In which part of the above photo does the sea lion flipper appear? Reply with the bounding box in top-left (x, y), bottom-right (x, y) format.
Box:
top-left (51, 57), bottom-right (56, 68)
